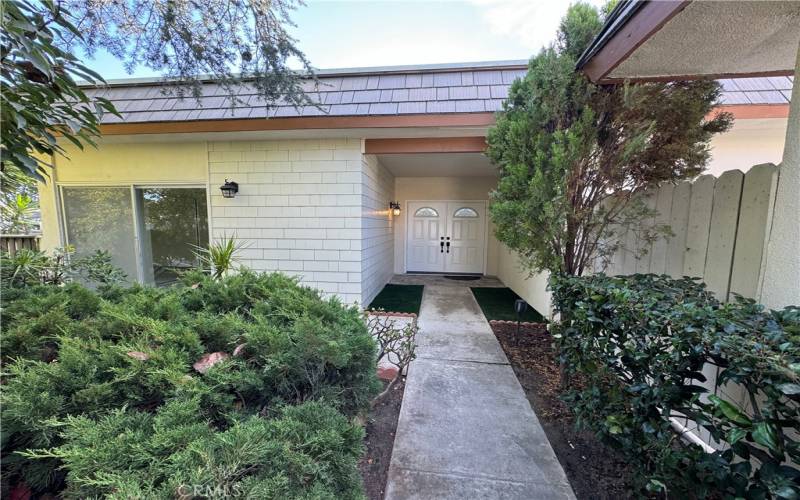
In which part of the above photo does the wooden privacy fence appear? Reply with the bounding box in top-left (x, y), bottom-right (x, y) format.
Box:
top-left (604, 163), bottom-right (779, 303)
top-left (602, 164), bottom-right (781, 450)
top-left (1, 234), bottom-right (41, 256)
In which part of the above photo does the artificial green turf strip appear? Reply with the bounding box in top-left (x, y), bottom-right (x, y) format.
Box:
top-left (470, 287), bottom-right (545, 322)
top-left (367, 284), bottom-right (424, 314)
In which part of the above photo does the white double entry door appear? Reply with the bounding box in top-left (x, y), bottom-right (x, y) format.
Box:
top-left (406, 201), bottom-right (487, 274)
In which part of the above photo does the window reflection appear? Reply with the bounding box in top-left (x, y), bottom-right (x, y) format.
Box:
top-left (453, 207), bottom-right (478, 218)
top-left (414, 207), bottom-right (439, 217)
top-left (138, 188), bottom-right (209, 286)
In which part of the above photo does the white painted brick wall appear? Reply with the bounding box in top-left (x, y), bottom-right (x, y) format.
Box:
top-left (208, 139), bottom-right (366, 304)
top-left (360, 154), bottom-right (395, 306)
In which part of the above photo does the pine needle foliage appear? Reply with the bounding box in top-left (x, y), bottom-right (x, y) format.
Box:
top-left (1, 270), bottom-right (379, 497)
top-left (487, 3), bottom-right (733, 276)
top-left (2, 0), bottom-right (315, 180)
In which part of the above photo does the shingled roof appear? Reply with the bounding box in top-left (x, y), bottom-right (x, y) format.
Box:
top-left (85, 61), bottom-right (792, 125)
top-left (719, 76), bottom-right (793, 105)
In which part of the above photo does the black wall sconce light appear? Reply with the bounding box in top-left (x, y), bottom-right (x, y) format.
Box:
top-left (220, 179), bottom-right (239, 198)
top-left (389, 201), bottom-right (401, 216)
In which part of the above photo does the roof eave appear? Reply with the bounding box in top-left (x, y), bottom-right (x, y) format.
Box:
top-left (576, 0), bottom-right (693, 83)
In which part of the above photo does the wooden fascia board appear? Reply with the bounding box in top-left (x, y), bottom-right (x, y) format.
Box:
top-left (97, 112), bottom-right (497, 136)
top-left (364, 137), bottom-right (487, 154)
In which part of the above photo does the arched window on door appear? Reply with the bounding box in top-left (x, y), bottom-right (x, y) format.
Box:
top-left (453, 207), bottom-right (478, 218)
top-left (414, 207), bottom-right (439, 217)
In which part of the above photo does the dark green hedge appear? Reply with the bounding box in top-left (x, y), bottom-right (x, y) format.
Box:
top-left (552, 274), bottom-right (800, 499)
top-left (1, 270), bottom-right (380, 497)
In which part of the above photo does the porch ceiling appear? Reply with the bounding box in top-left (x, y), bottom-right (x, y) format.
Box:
top-left (378, 152), bottom-right (497, 177)
top-left (579, 0), bottom-right (800, 82)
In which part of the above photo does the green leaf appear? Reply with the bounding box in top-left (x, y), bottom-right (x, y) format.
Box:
top-left (777, 383), bottom-right (800, 395)
top-left (727, 428), bottom-right (748, 444)
top-left (774, 485), bottom-right (798, 500)
top-left (646, 479), bottom-right (666, 492)
top-left (752, 422), bottom-right (780, 453)
top-left (709, 395), bottom-right (751, 426)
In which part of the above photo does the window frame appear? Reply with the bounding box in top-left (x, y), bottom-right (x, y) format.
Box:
top-left (57, 183), bottom-right (211, 285)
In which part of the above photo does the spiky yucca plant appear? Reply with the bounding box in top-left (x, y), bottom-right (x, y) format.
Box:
top-left (192, 236), bottom-right (247, 280)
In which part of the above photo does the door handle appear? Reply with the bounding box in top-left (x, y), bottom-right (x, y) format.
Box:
top-left (446, 240), bottom-right (450, 253)
top-left (440, 240), bottom-right (444, 253)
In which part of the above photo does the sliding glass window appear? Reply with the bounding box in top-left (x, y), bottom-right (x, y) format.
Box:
top-left (137, 188), bottom-right (209, 285)
top-left (60, 186), bottom-right (209, 286)
top-left (61, 187), bottom-right (139, 282)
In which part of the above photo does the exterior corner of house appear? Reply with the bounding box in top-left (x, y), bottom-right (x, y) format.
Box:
top-left (36, 175), bottom-right (61, 253)
top-left (495, 243), bottom-right (553, 320)
top-left (359, 153), bottom-right (396, 307)
top-left (759, 46), bottom-right (800, 309)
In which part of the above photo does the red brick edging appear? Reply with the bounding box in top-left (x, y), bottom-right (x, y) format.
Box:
top-left (488, 319), bottom-right (545, 328)
top-left (366, 311), bottom-right (418, 318)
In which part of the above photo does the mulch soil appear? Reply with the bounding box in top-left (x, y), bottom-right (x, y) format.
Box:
top-left (359, 379), bottom-right (405, 500)
top-left (491, 322), bottom-right (637, 500)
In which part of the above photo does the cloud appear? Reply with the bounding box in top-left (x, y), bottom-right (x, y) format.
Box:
top-left (471, 0), bottom-right (605, 53)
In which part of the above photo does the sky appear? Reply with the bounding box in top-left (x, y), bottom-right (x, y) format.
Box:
top-left (86, 0), bottom-right (605, 80)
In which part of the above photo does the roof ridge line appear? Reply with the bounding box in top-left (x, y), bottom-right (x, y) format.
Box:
top-left (82, 60), bottom-right (530, 88)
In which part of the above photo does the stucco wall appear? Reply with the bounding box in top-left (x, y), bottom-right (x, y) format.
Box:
top-left (496, 245), bottom-right (552, 320)
top-left (393, 176), bottom-right (500, 275)
top-left (38, 142), bottom-right (208, 254)
top-left (360, 154), bottom-right (396, 306)
top-left (53, 142), bottom-right (208, 184)
top-left (760, 52), bottom-right (800, 309)
top-left (706, 118), bottom-right (787, 176)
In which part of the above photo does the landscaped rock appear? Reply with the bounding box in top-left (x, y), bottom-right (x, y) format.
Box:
top-left (126, 351), bottom-right (150, 361)
top-left (488, 319), bottom-right (546, 328)
top-left (369, 311), bottom-right (417, 318)
top-left (193, 352), bottom-right (229, 373)
top-left (377, 365), bottom-right (399, 381)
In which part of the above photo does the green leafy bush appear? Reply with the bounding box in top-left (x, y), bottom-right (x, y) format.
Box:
top-left (1, 271), bottom-right (379, 496)
top-left (1, 247), bottom-right (127, 288)
top-left (552, 274), bottom-right (800, 498)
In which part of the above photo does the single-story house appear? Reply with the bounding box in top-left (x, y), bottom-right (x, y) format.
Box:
top-left (37, 60), bottom-right (791, 309)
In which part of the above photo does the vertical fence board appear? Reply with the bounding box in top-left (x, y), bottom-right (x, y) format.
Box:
top-left (729, 164), bottom-right (779, 300)
top-left (601, 165), bottom-right (778, 302)
top-left (683, 175), bottom-right (716, 278)
top-left (0, 235), bottom-right (40, 256)
top-left (620, 195), bottom-right (640, 275)
top-left (599, 198), bottom-right (624, 275)
top-left (703, 170), bottom-right (744, 300)
top-left (595, 165), bottom-right (781, 451)
top-left (607, 235), bottom-right (624, 276)
top-left (666, 182), bottom-right (692, 278)
top-left (649, 184), bottom-right (674, 275)
top-left (635, 193), bottom-right (657, 274)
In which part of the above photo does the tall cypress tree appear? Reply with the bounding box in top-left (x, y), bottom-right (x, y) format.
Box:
top-left (487, 3), bottom-right (732, 276)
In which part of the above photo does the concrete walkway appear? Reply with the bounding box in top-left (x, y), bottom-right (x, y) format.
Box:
top-left (385, 283), bottom-right (575, 500)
